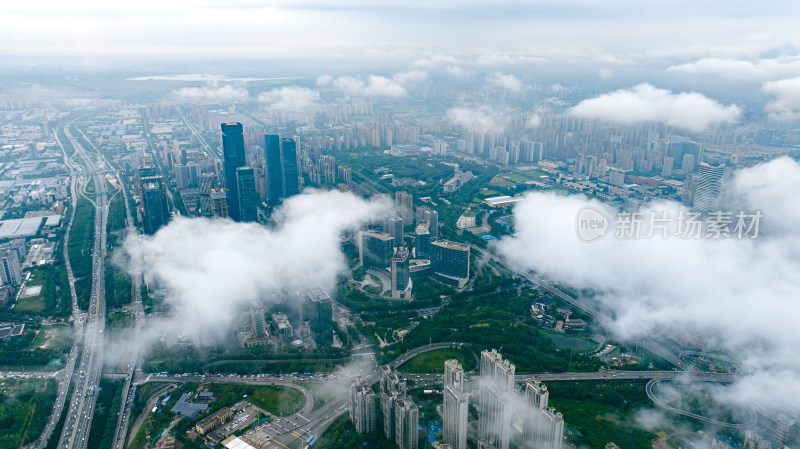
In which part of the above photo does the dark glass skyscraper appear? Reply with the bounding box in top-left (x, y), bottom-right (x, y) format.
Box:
top-left (264, 134), bottom-right (283, 206)
top-left (281, 138), bottom-right (299, 197)
top-left (236, 166), bottom-right (258, 222)
top-left (221, 123), bottom-right (247, 221)
top-left (141, 176), bottom-right (169, 234)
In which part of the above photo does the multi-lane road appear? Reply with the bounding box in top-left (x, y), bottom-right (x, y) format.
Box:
top-left (54, 126), bottom-right (110, 449)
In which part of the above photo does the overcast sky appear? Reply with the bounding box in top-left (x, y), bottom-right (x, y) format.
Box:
top-left (2, 0), bottom-right (800, 63)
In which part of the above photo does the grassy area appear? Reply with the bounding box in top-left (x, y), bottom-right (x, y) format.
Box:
top-left (14, 295), bottom-right (46, 313)
top-left (0, 379), bottom-right (57, 449)
top-left (545, 332), bottom-right (596, 352)
top-left (246, 385), bottom-right (305, 417)
top-left (30, 325), bottom-right (72, 352)
top-left (399, 347), bottom-right (476, 373)
top-left (296, 381), bottom-right (348, 411)
top-left (547, 380), bottom-right (657, 449)
top-left (86, 379), bottom-right (123, 449)
top-left (67, 196), bottom-right (95, 311)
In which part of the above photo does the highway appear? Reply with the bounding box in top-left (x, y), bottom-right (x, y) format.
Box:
top-left (54, 125), bottom-right (110, 449)
top-left (73, 126), bottom-right (145, 449)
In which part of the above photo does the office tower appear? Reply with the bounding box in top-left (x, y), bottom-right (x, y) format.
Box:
top-left (694, 162), bottom-right (725, 212)
top-left (681, 153), bottom-right (696, 174)
top-left (415, 222), bottom-right (431, 259)
top-left (221, 123), bottom-right (247, 221)
top-left (395, 397), bottom-right (419, 449)
top-left (236, 166), bottom-right (258, 222)
top-left (0, 249), bottom-right (22, 286)
top-left (350, 382), bottom-right (377, 434)
top-left (391, 247), bottom-right (412, 300)
top-left (264, 134), bottom-right (283, 206)
top-left (396, 191), bottom-right (413, 227)
top-left (416, 206), bottom-right (431, 226)
top-left (443, 360), bottom-right (468, 449)
top-left (479, 349), bottom-right (515, 449)
top-left (281, 138), bottom-right (299, 197)
top-left (198, 173), bottom-right (215, 217)
top-left (136, 165), bottom-right (158, 195)
top-left (430, 240), bottom-right (470, 288)
top-left (360, 230), bottom-right (394, 269)
top-left (209, 188), bottom-right (228, 218)
top-left (426, 210), bottom-right (439, 239)
top-left (7, 238), bottom-right (26, 264)
top-left (141, 176), bottom-right (170, 235)
top-left (386, 216), bottom-right (404, 246)
top-left (250, 308), bottom-right (268, 338)
top-left (304, 286), bottom-right (333, 346)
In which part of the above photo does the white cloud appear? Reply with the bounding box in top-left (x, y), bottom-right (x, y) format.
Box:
top-left (393, 70), bottom-right (429, 84)
top-left (667, 56), bottom-right (800, 82)
top-left (169, 84), bottom-right (250, 103)
top-left (316, 74), bottom-right (334, 86)
top-left (597, 68), bottom-right (616, 79)
top-left (762, 76), bottom-right (800, 121)
top-left (331, 75), bottom-right (408, 97)
top-left (526, 114), bottom-right (542, 129)
top-left (569, 83), bottom-right (741, 133)
top-left (495, 157), bottom-right (800, 414)
top-left (120, 189), bottom-right (392, 347)
top-left (446, 106), bottom-right (511, 133)
top-left (445, 65), bottom-right (466, 77)
top-left (411, 54), bottom-right (459, 69)
top-left (256, 85), bottom-right (320, 112)
top-left (485, 72), bottom-right (522, 92)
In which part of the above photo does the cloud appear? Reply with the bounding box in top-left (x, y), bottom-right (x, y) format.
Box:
top-left (597, 68), bottom-right (615, 79)
top-left (119, 190), bottom-right (392, 347)
top-left (762, 76), bottom-right (800, 121)
top-left (411, 54), bottom-right (459, 69)
top-left (495, 157), bottom-right (800, 415)
top-left (169, 84), bottom-right (250, 103)
top-left (256, 85), bottom-right (320, 112)
top-left (667, 56), bottom-right (800, 82)
top-left (393, 70), bottom-right (429, 84)
top-left (526, 114), bottom-right (542, 129)
top-left (485, 72), bottom-right (522, 92)
top-left (568, 83), bottom-right (741, 132)
top-left (446, 106), bottom-right (511, 133)
top-left (445, 65), bottom-right (466, 77)
top-left (332, 75), bottom-right (408, 97)
top-left (316, 74), bottom-right (334, 86)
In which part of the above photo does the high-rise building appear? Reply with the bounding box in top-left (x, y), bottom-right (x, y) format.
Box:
top-left (380, 365), bottom-right (407, 441)
top-left (350, 382), bottom-right (377, 434)
top-left (386, 216), bottom-right (404, 246)
top-left (416, 206), bottom-right (431, 226)
top-left (479, 349), bottom-right (515, 449)
top-left (391, 247), bottom-right (412, 300)
top-left (426, 210), bottom-right (439, 239)
top-left (523, 380), bottom-right (552, 448)
top-left (396, 191), bottom-right (413, 227)
top-left (395, 397), bottom-right (419, 449)
top-left (360, 230), bottom-right (394, 270)
top-left (536, 408), bottom-right (564, 449)
top-left (694, 162), bottom-right (725, 212)
top-left (430, 240), bottom-right (470, 288)
top-left (221, 123), bottom-right (247, 221)
top-left (235, 166), bottom-right (258, 222)
top-left (415, 222), bottom-right (431, 259)
top-left (281, 138), bottom-right (299, 197)
top-left (304, 286), bottom-right (333, 346)
top-left (443, 359), bottom-right (468, 449)
top-left (0, 249), bottom-right (22, 286)
top-left (141, 176), bottom-right (170, 235)
top-left (681, 153), bottom-right (696, 174)
top-left (264, 135), bottom-right (283, 206)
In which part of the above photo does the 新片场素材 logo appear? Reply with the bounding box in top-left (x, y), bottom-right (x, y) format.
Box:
top-left (576, 208), bottom-right (609, 241)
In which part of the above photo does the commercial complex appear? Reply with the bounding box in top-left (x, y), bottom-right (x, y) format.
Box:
top-left (221, 123), bottom-right (247, 221)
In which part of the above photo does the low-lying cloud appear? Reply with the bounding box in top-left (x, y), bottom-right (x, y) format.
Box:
top-left (119, 190), bottom-right (391, 348)
top-left (486, 72), bottom-right (522, 92)
top-left (330, 75), bottom-right (408, 97)
top-left (568, 83), bottom-right (741, 133)
top-left (762, 76), bottom-right (800, 121)
top-left (256, 86), bottom-right (320, 112)
top-left (496, 157), bottom-right (800, 415)
top-left (169, 84), bottom-right (250, 103)
top-left (447, 105), bottom-right (511, 133)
